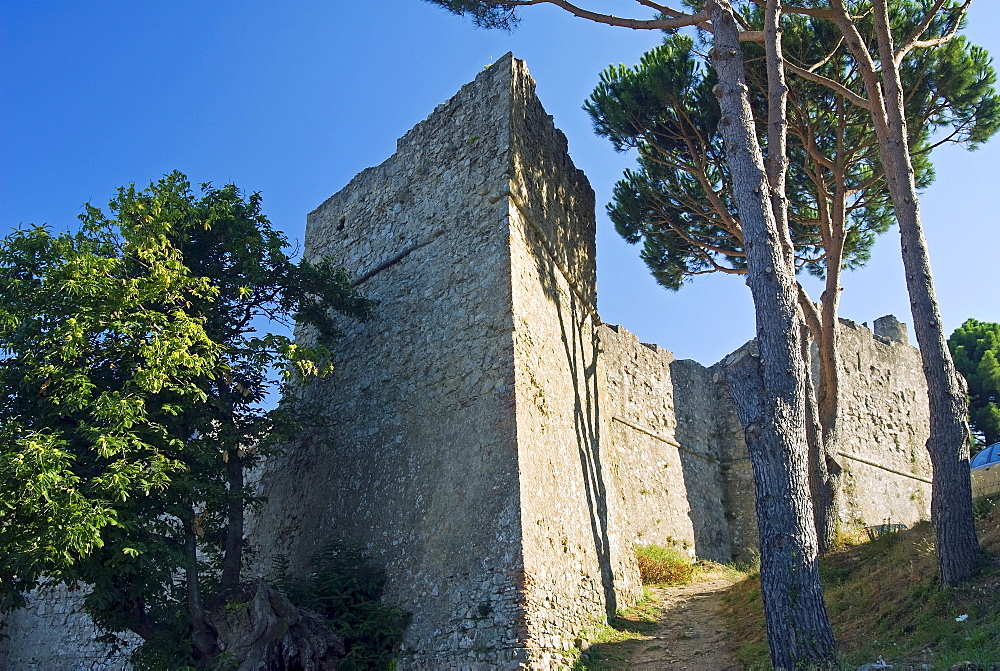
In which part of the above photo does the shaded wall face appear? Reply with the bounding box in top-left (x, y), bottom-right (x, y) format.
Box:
top-left (505, 60), bottom-right (641, 664)
top-left (0, 583), bottom-right (137, 668)
top-left (251, 58), bottom-right (530, 667)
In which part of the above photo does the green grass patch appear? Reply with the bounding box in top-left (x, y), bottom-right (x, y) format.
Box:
top-left (573, 588), bottom-right (663, 669)
top-left (722, 501), bottom-right (1000, 669)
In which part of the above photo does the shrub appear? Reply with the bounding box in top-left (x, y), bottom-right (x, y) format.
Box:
top-left (274, 544), bottom-right (411, 670)
top-left (635, 545), bottom-right (695, 585)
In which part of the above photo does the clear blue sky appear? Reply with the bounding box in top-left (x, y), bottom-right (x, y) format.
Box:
top-left (2, 1), bottom-right (998, 365)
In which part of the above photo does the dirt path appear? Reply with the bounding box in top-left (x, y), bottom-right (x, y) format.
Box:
top-left (581, 571), bottom-right (742, 670)
top-left (630, 576), bottom-right (741, 670)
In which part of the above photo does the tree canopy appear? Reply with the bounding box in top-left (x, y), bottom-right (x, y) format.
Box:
top-left (0, 172), bottom-right (372, 665)
top-left (585, 11), bottom-right (998, 292)
top-left (949, 319), bottom-right (1000, 447)
top-left (0, 201), bottom-right (220, 608)
top-left (584, 2), bottom-right (999, 563)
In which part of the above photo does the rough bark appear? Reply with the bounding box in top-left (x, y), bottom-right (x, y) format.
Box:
top-left (184, 509), bottom-right (220, 661)
top-left (814, 248), bottom-right (844, 551)
top-left (720, 345), bottom-right (836, 668)
top-left (804, 317), bottom-right (841, 553)
top-left (792, 164), bottom-right (846, 553)
top-left (763, 0), bottom-right (791, 260)
top-left (207, 581), bottom-right (345, 671)
top-left (829, 0), bottom-right (981, 586)
top-left (817, 189), bottom-right (845, 457)
top-left (790, 40), bottom-right (854, 553)
top-left (765, 0), bottom-right (842, 552)
top-left (708, 1), bottom-right (836, 666)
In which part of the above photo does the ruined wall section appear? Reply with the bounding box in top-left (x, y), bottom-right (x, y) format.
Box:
top-left (251, 55), bottom-right (530, 668)
top-left (597, 324), bottom-right (741, 563)
top-left (505, 59), bottom-right (641, 666)
top-left (832, 320), bottom-right (932, 530)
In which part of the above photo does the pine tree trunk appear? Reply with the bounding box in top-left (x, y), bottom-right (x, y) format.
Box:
top-left (709, 1), bottom-right (836, 665)
top-left (798, 290), bottom-right (842, 553)
top-left (832, 0), bottom-right (982, 586)
top-left (721, 348), bottom-right (836, 668)
top-left (883, 135), bottom-right (979, 587)
top-left (816, 260), bottom-right (844, 551)
top-left (802, 319), bottom-right (840, 553)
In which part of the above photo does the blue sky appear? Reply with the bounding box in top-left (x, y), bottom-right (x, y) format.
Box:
top-left (2, 0), bottom-right (998, 365)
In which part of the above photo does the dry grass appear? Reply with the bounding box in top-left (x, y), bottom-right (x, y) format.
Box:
top-left (635, 544), bottom-right (696, 585)
top-left (723, 499), bottom-right (1000, 669)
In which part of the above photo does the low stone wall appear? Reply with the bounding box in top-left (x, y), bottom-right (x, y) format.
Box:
top-left (0, 584), bottom-right (135, 670)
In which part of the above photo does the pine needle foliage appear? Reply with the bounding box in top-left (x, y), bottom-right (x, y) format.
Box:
top-left (585, 5), bottom-right (1000, 291)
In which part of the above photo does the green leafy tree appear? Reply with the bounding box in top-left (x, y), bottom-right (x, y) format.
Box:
top-left (585, 8), bottom-right (999, 550)
top-left (0, 205), bottom-right (220, 611)
top-left (949, 319), bottom-right (1000, 447)
top-left (0, 172), bottom-right (372, 666)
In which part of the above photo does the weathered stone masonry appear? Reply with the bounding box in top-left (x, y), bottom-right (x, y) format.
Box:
top-left (251, 52), bottom-right (642, 669)
top-left (0, 53), bottom-right (933, 669)
top-left (598, 316), bottom-right (932, 568)
top-left (248, 54), bottom-right (932, 668)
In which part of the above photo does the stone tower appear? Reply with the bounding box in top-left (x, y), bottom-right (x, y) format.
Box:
top-left (250, 53), bottom-right (641, 668)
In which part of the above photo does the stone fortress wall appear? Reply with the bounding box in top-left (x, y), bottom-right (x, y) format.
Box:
top-left (599, 316), bottom-right (932, 569)
top-left (249, 52), bottom-right (645, 669)
top-left (248, 53), bottom-right (933, 668)
top-left (0, 54), bottom-right (933, 669)
top-left (255, 58), bottom-right (533, 666)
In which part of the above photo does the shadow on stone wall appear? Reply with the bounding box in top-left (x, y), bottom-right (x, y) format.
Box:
top-left (511, 55), bottom-right (624, 620)
top-left (534, 244), bottom-right (619, 616)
